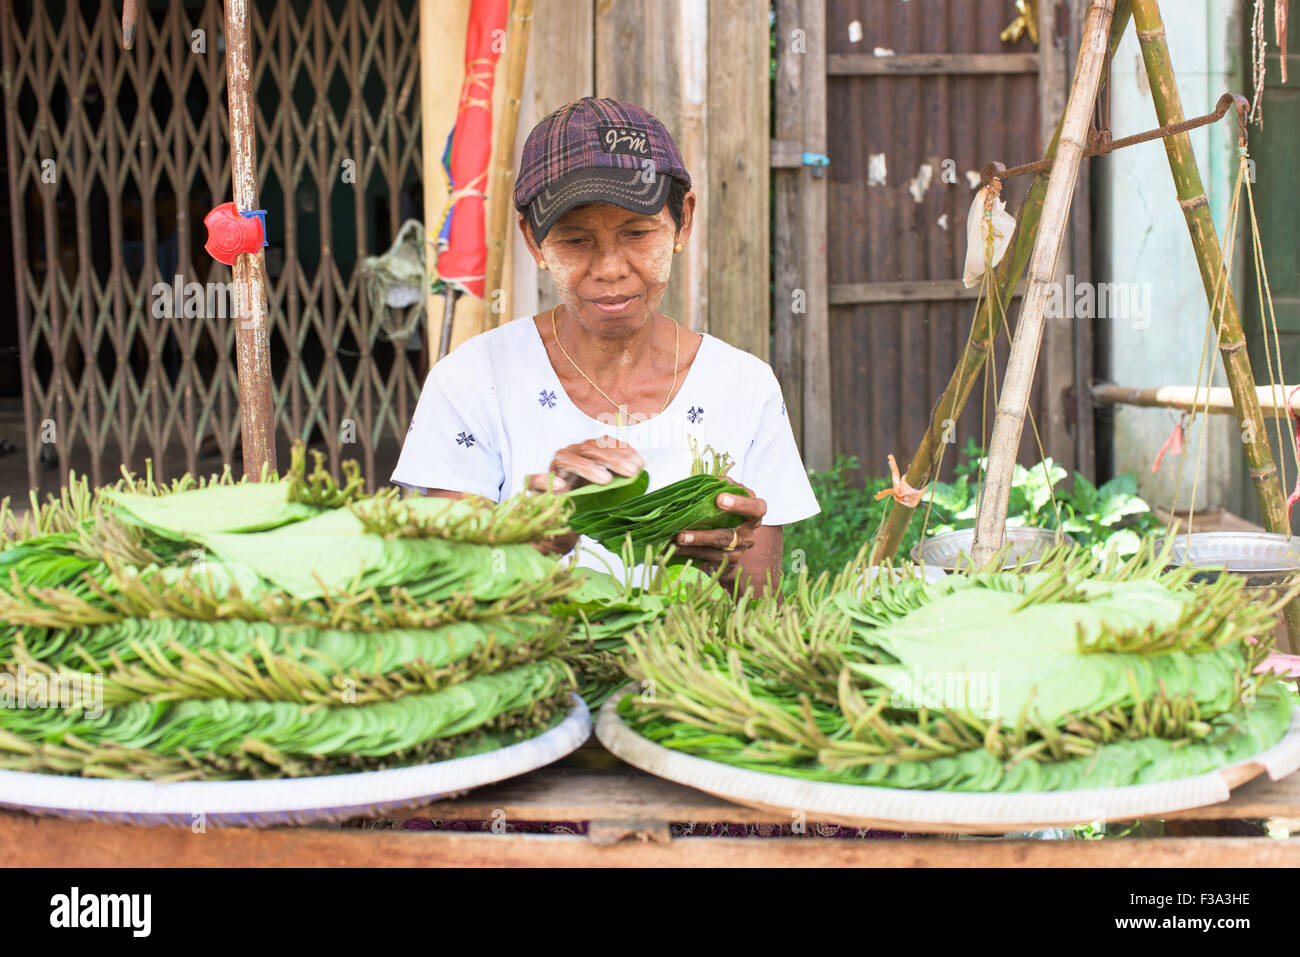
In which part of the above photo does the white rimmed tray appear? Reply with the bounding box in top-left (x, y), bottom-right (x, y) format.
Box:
top-left (596, 690), bottom-right (1300, 834)
top-left (0, 695), bottom-right (590, 828)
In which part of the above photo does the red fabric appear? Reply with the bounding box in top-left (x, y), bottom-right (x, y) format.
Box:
top-left (434, 0), bottom-right (509, 299)
top-left (1150, 414), bottom-right (1187, 474)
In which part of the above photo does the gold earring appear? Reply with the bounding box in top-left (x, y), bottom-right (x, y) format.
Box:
top-left (538, 260), bottom-right (549, 270)
top-left (673, 243), bottom-right (683, 253)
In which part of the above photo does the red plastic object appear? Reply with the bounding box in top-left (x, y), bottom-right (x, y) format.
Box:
top-left (204, 201), bottom-right (264, 265)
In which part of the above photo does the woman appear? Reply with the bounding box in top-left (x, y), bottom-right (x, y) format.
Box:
top-left (393, 97), bottom-right (818, 595)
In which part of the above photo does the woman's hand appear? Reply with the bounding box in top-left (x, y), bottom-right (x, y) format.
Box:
top-left (672, 483), bottom-right (772, 590)
top-left (525, 438), bottom-right (645, 494)
top-left (526, 439), bottom-right (645, 555)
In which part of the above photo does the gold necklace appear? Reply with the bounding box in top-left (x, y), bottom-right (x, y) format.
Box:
top-left (550, 303), bottom-right (679, 428)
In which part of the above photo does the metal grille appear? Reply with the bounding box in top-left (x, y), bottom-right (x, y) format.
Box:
top-left (2, 0), bottom-right (425, 492)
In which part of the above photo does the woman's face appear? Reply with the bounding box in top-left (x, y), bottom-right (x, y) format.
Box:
top-left (521, 190), bottom-right (695, 338)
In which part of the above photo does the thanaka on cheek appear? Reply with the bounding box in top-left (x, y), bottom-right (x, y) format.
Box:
top-left (642, 237), bottom-right (674, 286)
top-left (537, 230), bottom-right (676, 324)
top-left (544, 252), bottom-right (581, 301)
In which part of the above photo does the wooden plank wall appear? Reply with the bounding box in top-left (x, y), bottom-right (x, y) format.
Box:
top-left (773, 0), bottom-right (831, 469)
top-left (503, 0), bottom-right (771, 363)
top-left (806, 0), bottom-right (1072, 481)
top-left (707, 1), bottom-right (771, 360)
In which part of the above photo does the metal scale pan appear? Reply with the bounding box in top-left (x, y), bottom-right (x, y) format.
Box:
top-left (1155, 531), bottom-right (1300, 587)
top-left (911, 527), bottom-right (1073, 572)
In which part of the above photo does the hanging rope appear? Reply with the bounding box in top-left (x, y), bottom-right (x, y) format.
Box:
top-left (1251, 0), bottom-right (1270, 125)
top-left (1166, 138), bottom-right (1300, 539)
top-left (1166, 147), bottom-right (1248, 535)
top-left (917, 183), bottom-right (1003, 542)
top-left (1281, 0), bottom-right (1291, 83)
top-left (913, 178), bottom-right (1063, 546)
top-left (1250, 0), bottom-right (1292, 125)
top-left (1245, 139), bottom-right (1300, 522)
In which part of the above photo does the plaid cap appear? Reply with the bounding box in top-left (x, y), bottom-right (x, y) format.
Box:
top-left (513, 97), bottom-right (692, 242)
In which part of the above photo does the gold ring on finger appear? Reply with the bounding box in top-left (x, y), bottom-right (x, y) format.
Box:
top-left (722, 528), bottom-right (740, 552)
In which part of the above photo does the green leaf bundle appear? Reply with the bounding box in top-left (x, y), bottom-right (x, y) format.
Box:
top-left (0, 443), bottom-right (584, 782)
top-left (617, 542), bottom-right (1300, 791)
top-left (568, 471), bottom-right (747, 560)
top-left (554, 565), bottom-right (729, 708)
top-left (0, 659), bottom-right (572, 780)
top-left (11, 615), bottom-right (566, 706)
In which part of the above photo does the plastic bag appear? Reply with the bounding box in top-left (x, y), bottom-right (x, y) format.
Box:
top-left (961, 185), bottom-right (1016, 288)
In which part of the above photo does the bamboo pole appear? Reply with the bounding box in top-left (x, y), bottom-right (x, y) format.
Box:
top-left (482, 0), bottom-right (534, 330)
top-left (969, 0), bottom-right (1115, 567)
top-left (869, 1), bottom-right (1134, 565)
top-left (223, 0), bottom-right (277, 480)
top-left (1093, 383), bottom-right (1300, 417)
top-left (1131, 0), bottom-right (1300, 639)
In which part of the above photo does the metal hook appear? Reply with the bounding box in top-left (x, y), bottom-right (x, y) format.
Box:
top-left (1228, 92), bottom-right (1250, 147)
top-left (982, 92), bottom-right (1252, 185)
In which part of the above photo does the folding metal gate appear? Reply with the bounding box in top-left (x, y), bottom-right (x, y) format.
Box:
top-left (1, 0), bottom-right (425, 492)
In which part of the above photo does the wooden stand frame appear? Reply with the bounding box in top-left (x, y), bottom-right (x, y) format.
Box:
top-left (4, 745), bottom-right (1299, 867)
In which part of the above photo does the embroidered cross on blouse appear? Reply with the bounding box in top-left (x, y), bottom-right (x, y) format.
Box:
top-left (538, 389), bottom-right (557, 409)
top-left (456, 431), bottom-right (476, 448)
top-left (687, 406), bottom-right (703, 424)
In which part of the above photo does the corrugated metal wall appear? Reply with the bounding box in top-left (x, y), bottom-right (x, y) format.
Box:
top-left (823, 0), bottom-right (1056, 480)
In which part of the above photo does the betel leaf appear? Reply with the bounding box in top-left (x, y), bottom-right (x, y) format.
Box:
top-left (926, 475), bottom-right (970, 513)
top-left (1098, 472), bottom-right (1139, 500)
top-left (1097, 490), bottom-right (1151, 527)
top-left (565, 470), bottom-right (650, 514)
top-left (1018, 458), bottom-right (1067, 514)
top-left (569, 472), bottom-right (747, 560)
top-left (102, 483), bottom-right (323, 541)
top-left (1096, 528), bottom-right (1143, 559)
top-left (1071, 471), bottom-right (1100, 516)
top-left (1097, 468), bottom-right (1149, 522)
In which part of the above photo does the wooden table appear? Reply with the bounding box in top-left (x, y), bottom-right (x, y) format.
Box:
top-left (4, 742), bottom-right (1300, 867)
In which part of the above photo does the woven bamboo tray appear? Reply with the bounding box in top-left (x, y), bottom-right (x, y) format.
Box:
top-left (596, 689), bottom-right (1300, 835)
top-left (0, 695), bottom-right (590, 828)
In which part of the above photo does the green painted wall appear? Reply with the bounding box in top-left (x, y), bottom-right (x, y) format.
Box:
top-left (1240, 32), bottom-right (1300, 530)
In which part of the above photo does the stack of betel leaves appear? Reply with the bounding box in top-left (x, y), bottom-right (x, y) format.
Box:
top-left (551, 562), bottom-right (727, 709)
top-left (0, 444), bottom-right (583, 781)
top-left (565, 451), bottom-right (748, 563)
top-left (550, 446), bottom-right (748, 707)
top-left (616, 542), bottom-right (1300, 791)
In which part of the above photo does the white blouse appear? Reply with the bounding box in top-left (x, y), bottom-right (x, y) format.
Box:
top-left (391, 315), bottom-right (821, 577)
